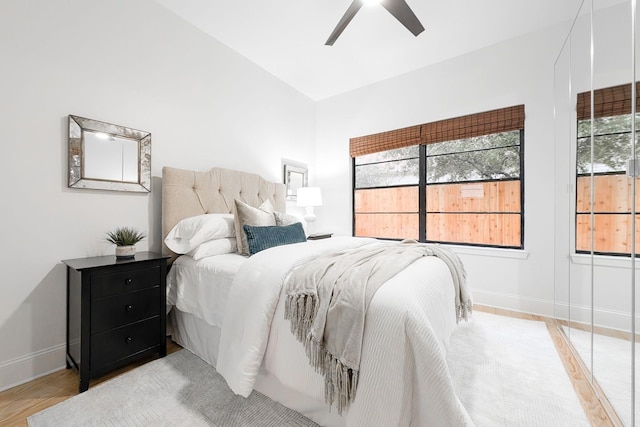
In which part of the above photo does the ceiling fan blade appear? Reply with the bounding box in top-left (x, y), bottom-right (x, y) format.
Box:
top-left (380, 0), bottom-right (425, 36)
top-left (325, 0), bottom-right (364, 46)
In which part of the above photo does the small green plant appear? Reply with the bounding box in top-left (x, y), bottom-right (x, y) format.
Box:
top-left (105, 227), bottom-right (146, 246)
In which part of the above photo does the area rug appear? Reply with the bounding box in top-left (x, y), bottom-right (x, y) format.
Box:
top-left (448, 311), bottom-right (590, 426)
top-left (29, 311), bottom-right (589, 426)
top-left (27, 349), bottom-right (318, 427)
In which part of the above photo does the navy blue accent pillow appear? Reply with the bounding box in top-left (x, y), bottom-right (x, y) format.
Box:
top-left (243, 222), bottom-right (307, 255)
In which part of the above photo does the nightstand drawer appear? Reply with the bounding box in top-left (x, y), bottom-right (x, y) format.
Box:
top-left (92, 265), bottom-right (160, 299)
top-left (91, 317), bottom-right (160, 370)
top-left (91, 287), bottom-right (161, 334)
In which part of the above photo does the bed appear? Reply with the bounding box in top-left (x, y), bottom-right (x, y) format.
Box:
top-left (162, 166), bottom-right (473, 427)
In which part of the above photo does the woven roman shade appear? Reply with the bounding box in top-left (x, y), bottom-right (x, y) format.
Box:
top-left (349, 125), bottom-right (421, 158)
top-left (420, 105), bottom-right (524, 145)
top-left (576, 83), bottom-right (640, 120)
top-left (349, 105), bottom-right (525, 157)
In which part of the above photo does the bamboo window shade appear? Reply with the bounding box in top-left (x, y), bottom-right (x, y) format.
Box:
top-left (349, 105), bottom-right (525, 158)
top-left (576, 82), bottom-right (640, 120)
top-left (349, 125), bottom-right (422, 158)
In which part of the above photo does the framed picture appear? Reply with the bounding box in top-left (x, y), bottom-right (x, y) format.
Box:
top-left (283, 162), bottom-right (308, 201)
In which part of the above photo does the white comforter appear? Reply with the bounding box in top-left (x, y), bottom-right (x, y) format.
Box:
top-left (217, 236), bottom-right (473, 427)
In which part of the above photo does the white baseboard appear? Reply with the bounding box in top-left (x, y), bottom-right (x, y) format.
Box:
top-left (553, 301), bottom-right (639, 333)
top-left (472, 289), bottom-right (555, 318)
top-left (0, 344), bottom-right (66, 392)
top-left (474, 289), bottom-right (637, 333)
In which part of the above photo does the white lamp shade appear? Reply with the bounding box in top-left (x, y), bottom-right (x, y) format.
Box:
top-left (296, 187), bottom-right (323, 207)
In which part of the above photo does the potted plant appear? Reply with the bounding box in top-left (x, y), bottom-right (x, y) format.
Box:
top-left (106, 226), bottom-right (146, 259)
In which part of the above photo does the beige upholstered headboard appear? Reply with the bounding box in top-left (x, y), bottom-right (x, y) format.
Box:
top-left (162, 166), bottom-right (286, 264)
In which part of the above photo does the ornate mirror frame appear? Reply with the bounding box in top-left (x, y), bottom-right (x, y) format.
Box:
top-left (68, 115), bottom-right (151, 192)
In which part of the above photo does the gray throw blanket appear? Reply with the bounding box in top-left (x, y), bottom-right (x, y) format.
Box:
top-left (283, 240), bottom-right (471, 414)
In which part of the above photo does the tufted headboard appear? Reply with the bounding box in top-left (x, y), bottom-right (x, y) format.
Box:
top-left (162, 166), bottom-right (286, 264)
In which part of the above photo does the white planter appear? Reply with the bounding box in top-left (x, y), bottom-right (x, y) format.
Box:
top-left (115, 245), bottom-right (136, 259)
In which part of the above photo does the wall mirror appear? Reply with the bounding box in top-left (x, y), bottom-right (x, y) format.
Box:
top-left (68, 115), bottom-right (151, 192)
top-left (554, 1), bottom-right (638, 424)
top-left (283, 162), bottom-right (308, 201)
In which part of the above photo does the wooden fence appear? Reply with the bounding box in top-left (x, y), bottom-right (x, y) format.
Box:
top-left (576, 174), bottom-right (640, 253)
top-left (354, 181), bottom-right (521, 246)
top-left (354, 175), bottom-right (640, 253)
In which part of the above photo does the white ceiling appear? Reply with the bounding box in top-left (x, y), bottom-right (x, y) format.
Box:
top-left (153, 0), bottom-right (586, 101)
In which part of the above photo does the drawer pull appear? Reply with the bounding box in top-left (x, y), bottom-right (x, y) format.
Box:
top-left (125, 304), bottom-right (134, 312)
top-left (125, 278), bottom-right (133, 285)
top-left (125, 337), bottom-right (133, 344)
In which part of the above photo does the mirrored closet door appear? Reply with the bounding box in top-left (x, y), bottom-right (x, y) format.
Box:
top-left (554, 1), bottom-right (639, 424)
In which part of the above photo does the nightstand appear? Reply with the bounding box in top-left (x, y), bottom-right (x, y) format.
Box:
top-left (307, 233), bottom-right (333, 240)
top-left (62, 251), bottom-right (170, 392)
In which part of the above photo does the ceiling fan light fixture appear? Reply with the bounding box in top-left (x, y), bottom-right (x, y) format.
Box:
top-left (325, 0), bottom-right (424, 46)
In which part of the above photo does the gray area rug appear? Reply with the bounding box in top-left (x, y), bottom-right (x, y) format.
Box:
top-left (29, 311), bottom-right (589, 426)
top-left (28, 349), bottom-right (318, 427)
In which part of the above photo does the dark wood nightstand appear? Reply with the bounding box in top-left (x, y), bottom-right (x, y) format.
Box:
top-left (62, 251), bottom-right (170, 392)
top-left (307, 233), bottom-right (333, 240)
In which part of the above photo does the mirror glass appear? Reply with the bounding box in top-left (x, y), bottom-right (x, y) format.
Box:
top-left (84, 131), bottom-right (139, 182)
top-left (552, 5), bottom-right (572, 348)
top-left (555, 1), bottom-right (639, 424)
top-left (68, 115), bottom-right (151, 192)
top-left (283, 163), bottom-right (308, 200)
top-left (592, 1), bottom-right (634, 423)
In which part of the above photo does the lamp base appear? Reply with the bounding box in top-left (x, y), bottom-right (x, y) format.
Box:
top-left (303, 207), bottom-right (316, 223)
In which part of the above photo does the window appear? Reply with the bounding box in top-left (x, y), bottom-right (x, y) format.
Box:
top-left (352, 106), bottom-right (525, 249)
top-left (354, 146), bottom-right (420, 239)
top-left (575, 84), bottom-right (640, 256)
top-left (575, 83), bottom-right (640, 255)
top-left (425, 131), bottom-right (522, 247)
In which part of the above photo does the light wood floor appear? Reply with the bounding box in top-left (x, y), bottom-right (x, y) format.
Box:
top-left (0, 341), bottom-right (182, 427)
top-left (0, 309), bottom-right (617, 427)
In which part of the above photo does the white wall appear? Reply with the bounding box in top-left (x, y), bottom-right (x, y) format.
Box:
top-left (0, 0), bottom-right (315, 391)
top-left (315, 24), bottom-right (570, 318)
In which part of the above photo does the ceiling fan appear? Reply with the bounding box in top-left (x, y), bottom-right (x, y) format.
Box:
top-left (325, 0), bottom-right (425, 46)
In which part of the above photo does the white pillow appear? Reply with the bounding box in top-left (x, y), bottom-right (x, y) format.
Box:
top-left (165, 214), bottom-right (235, 254)
top-left (188, 237), bottom-right (237, 260)
top-left (234, 199), bottom-right (276, 256)
top-left (274, 211), bottom-right (302, 226)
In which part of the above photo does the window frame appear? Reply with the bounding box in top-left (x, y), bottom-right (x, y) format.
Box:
top-left (574, 82), bottom-right (640, 257)
top-left (574, 114), bottom-right (636, 257)
top-left (352, 129), bottom-right (525, 249)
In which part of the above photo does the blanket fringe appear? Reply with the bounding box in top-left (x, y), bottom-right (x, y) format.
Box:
top-left (457, 299), bottom-right (473, 323)
top-left (284, 294), bottom-right (357, 415)
top-left (285, 293), bottom-right (318, 342)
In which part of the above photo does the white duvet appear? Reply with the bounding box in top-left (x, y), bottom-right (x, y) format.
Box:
top-left (217, 236), bottom-right (473, 427)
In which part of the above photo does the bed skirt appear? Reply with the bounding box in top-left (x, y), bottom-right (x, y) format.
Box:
top-left (168, 308), bottom-right (345, 427)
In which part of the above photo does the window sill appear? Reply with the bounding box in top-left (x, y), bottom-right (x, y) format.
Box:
top-left (446, 244), bottom-right (529, 259)
top-left (571, 253), bottom-right (640, 268)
